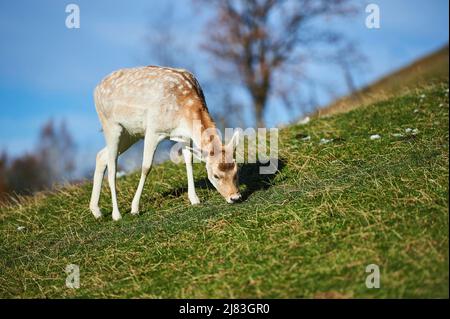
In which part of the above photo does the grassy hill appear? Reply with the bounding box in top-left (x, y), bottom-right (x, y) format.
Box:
top-left (315, 45), bottom-right (449, 117)
top-left (0, 81), bottom-right (449, 298)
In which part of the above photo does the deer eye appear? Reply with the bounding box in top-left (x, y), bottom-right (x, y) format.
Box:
top-left (213, 174), bottom-right (220, 179)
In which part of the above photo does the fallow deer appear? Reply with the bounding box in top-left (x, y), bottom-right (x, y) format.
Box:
top-left (90, 66), bottom-right (241, 221)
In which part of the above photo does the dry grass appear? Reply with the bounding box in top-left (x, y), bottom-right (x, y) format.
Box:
top-left (314, 45), bottom-right (449, 118)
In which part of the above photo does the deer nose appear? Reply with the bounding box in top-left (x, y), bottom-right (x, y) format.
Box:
top-left (228, 193), bottom-right (242, 203)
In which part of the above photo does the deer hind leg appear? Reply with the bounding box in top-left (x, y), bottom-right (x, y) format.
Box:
top-left (103, 123), bottom-right (141, 221)
top-left (104, 125), bottom-right (123, 221)
top-left (131, 132), bottom-right (164, 215)
top-left (90, 125), bottom-right (137, 220)
top-left (89, 126), bottom-right (138, 220)
top-left (89, 147), bottom-right (108, 218)
top-left (182, 146), bottom-right (200, 205)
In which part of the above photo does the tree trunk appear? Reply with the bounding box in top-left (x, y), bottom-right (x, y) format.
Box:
top-left (254, 99), bottom-right (265, 128)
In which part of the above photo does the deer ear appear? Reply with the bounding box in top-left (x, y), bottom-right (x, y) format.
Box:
top-left (227, 130), bottom-right (240, 150)
top-left (185, 146), bottom-right (207, 162)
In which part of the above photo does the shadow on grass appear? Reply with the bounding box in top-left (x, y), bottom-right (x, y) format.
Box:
top-left (160, 158), bottom-right (285, 202)
top-left (239, 158), bottom-right (286, 201)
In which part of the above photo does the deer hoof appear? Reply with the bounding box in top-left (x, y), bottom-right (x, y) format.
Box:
top-left (189, 195), bottom-right (200, 205)
top-left (90, 207), bottom-right (102, 219)
top-left (112, 211), bottom-right (122, 221)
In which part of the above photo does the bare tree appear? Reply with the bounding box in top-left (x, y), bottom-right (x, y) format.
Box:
top-left (38, 120), bottom-right (76, 184)
top-left (329, 42), bottom-right (367, 94)
top-left (200, 0), bottom-right (359, 127)
top-left (145, 2), bottom-right (197, 70)
top-left (0, 120), bottom-right (77, 201)
top-left (6, 153), bottom-right (49, 195)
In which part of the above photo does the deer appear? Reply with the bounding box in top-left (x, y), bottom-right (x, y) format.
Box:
top-left (89, 66), bottom-right (241, 221)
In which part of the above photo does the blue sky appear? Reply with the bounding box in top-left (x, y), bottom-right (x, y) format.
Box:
top-left (0, 0), bottom-right (448, 174)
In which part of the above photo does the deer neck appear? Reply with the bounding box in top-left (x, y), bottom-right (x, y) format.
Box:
top-left (189, 106), bottom-right (221, 155)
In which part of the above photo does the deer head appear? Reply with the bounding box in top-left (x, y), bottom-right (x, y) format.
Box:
top-left (191, 131), bottom-right (241, 203)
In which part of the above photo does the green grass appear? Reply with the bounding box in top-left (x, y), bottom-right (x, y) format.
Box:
top-left (0, 82), bottom-right (448, 298)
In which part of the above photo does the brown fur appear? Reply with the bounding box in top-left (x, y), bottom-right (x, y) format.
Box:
top-left (218, 162), bottom-right (235, 171)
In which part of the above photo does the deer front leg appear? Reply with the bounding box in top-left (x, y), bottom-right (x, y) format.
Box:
top-left (131, 133), bottom-right (160, 215)
top-left (182, 147), bottom-right (200, 205)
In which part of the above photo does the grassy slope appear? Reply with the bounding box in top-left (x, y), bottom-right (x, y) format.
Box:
top-left (316, 45), bottom-right (449, 117)
top-left (0, 82), bottom-right (448, 298)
